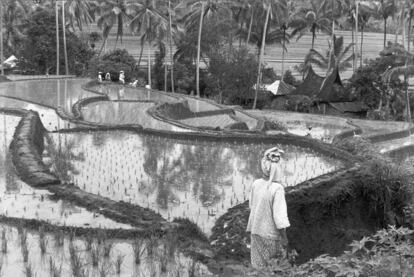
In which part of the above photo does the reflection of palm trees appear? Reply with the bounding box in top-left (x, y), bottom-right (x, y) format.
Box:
top-left (142, 136), bottom-right (235, 208)
top-left (47, 136), bottom-right (84, 183)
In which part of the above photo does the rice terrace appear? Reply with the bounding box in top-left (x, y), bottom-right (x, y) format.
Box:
top-left (1, 0), bottom-right (414, 276)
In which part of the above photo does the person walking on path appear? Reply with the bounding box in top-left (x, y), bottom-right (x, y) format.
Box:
top-left (246, 147), bottom-right (290, 269)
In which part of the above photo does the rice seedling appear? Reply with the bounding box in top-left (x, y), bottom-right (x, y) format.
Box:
top-left (188, 260), bottom-right (198, 277)
top-left (132, 239), bottom-right (145, 264)
top-left (49, 257), bottom-right (62, 277)
top-left (90, 244), bottom-right (100, 267)
top-left (54, 230), bottom-right (64, 247)
top-left (69, 241), bottom-right (86, 277)
top-left (146, 235), bottom-right (158, 259)
top-left (84, 233), bottom-right (93, 251)
top-left (165, 231), bottom-right (178, 260)
top-left (24, 263), bottom-right (33, 277)
top-left (159, 247), bottom-right (169, 273)
top-left (21, 241), bottom-right (29, 263)
top-left (1, 229), bottom-right (6, 254)
top-left (99, 263), bottom-right (108, 277)
top-left (38, 225), bottom-right (45, 242)
top-left (103, 240), bottom-right (113, 258)
top-left (20, 229), bottom-right (28, 247)
top-left (115, 254), bottom-right (124, 275)
top-left (39, 235), bottom-right (47, 255)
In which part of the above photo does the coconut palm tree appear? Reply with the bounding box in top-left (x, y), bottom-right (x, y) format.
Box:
top-left (252, 1), bottom-right (271, 109)
top-left (64, 0), bottom-right (96, 31)
top-left (376, 0), bottom-right (397, 48)
top-left (356, 1), bottom-right (375, 67)
top-left (127, 0), bottom-right (168, 89)
top-left (96, 0), bottom-right (130, 55)
top-left (2, 0), bottom-right (27, 54)
top-left (179, 0), bottom-right (234, 97)
top-left (62, 0), bottom-right (69, 75)
top-left (305, 35), bottom-right (354, 73)
top-left (290, 0), bottom-right (332, 50)
top-left (0, 2), bottom-right (3, 76)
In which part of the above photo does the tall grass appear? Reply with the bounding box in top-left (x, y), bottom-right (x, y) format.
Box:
top-left (24, 263), bottom-right (33, 277)
top-left (90, 245), bottom-right (100, 267)
top-left (69, 242), bottom-right (87, 277)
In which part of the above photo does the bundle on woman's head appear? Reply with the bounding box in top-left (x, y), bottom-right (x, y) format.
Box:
top-left (261, 147), bottom-right (284, 178)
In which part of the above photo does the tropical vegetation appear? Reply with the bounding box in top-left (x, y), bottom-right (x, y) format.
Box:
top-left (0, 0), bottom-right (414, 115)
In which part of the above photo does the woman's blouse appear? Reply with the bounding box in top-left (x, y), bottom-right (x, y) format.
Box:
top-left (246, 178), bottom-right (290, 239)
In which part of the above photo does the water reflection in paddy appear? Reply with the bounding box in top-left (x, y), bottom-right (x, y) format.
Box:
top-left (81, 100), bottom-right (189, 131)
top-left (0, 114), bottom-right (131, 229)
top-left (49, 131), bottom-right (343, 233)
top-left (0, 97), bottom-right (70, 131)
top-left (0, 79), bottom-right (96, 116)
top-left (0, 224), bottom-right (210, 277)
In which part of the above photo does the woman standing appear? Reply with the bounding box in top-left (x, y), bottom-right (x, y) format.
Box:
top-left (246, 147), bottom-right (290, 268)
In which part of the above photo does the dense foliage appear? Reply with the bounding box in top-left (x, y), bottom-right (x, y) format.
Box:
top-left (17, 8), bottom-right (93, 75)
top-left (88, 49), bottom-right (137, 82)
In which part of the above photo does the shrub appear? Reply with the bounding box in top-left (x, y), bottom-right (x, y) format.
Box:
top-left (88, 49), bottom-right (137, 82)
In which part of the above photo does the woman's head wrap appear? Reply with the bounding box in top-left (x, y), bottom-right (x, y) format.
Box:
top-left (261, 147), bottom-right (284, 177)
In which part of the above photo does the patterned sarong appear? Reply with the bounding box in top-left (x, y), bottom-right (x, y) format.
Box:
top-left (250, 234), bottom-right (285, 268)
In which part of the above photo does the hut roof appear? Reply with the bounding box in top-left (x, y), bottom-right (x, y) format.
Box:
top-left (316, 67), bottom-right (349, 103)
top-left (291, 65), bottom-right (324, 97)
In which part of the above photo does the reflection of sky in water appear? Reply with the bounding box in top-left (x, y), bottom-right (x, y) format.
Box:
top-left (49, 131), bottom-right (343, 234)
top-left (81, 101), bottom-right (189, 132)
top-left (284, 122), bottom-right (347, 142)
top-left (0, 114), bottom-right (131, 229)
top-left (0, 225), bottom-right (209, 277)
top-left (0, 97), bottom-right (69, 131)
top-left (0, 79), bottom-right (95, 115)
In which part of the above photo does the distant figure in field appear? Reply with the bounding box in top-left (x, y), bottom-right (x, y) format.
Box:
top-left (98, 72), bottom-right (103, 83)
top-left (129, 79), bottom-right (138, 87)
top-left (246, 147), bottom-right (289, 268)
top-left (105, 72), bottom-right (111, 81)
top-left (119, 70), bottom-right (125, 84)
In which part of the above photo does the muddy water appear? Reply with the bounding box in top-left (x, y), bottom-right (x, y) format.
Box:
top-left (48, 131), bottom-right (343, 233)
top-left (0, 224), bottom-right (211, 277)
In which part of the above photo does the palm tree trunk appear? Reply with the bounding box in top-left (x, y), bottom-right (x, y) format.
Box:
top-left (352, 18), bottom-right (355, 73)
top-left (0, 1), bottom-right (4, 76)
top-left (281, 28), bottom-right (286, 78)
top-left (62, 0), bottom-right (69, 75)
top-left (148, 40), bottom-right (151, 88)
top-left (355, 3), bottom-right (359, 70)
top-left (164, 55), bottom-right (167, 92)
top-left (168, 0), bottom-right (175, 93)
top-left (405, 20), bottom-right (412, 122)
top-left (98, 36), bottom-right (108, 56)
top-left (196, 2), bottom-right (205, 98)
top-left (408, 15), bottom-right (412, 52)
top-left (253, 4), bottom-right (270, 109)
top-left (383, 17), bottom-right (387, 49)
top-left (137, 39), bottom-right (144, 69)
top-left (360, 26), bottom-right (364, 68)
top-left (246, 7), bottom-right (254, 44)
top-left (403, 13), bottom-right (406, 48)
top-left (311, 29), bottom-right (315, 49)
top-left (56, 0), bottom-right (60, 75)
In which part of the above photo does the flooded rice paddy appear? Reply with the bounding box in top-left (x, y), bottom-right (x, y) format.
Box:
top-left (0, 224), bottom-right (210, 277)
top-left (80, 100), bottom-right (188, 132)
top-left (48, 130), bottom-right (343, 233)
top-left (0, 79), bottom-right (350, 276)
top-left (0, 114), bottom-right (131, 229)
